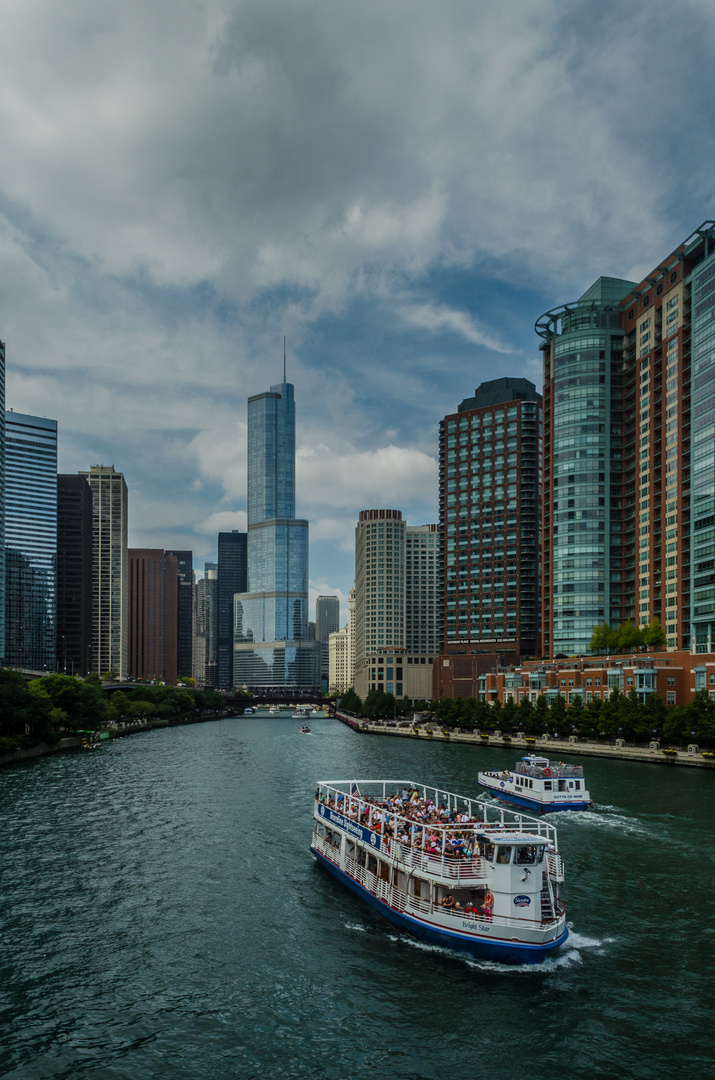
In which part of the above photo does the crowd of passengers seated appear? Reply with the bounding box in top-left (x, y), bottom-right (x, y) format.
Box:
top-left (319, 788), bottom-right (493, 860)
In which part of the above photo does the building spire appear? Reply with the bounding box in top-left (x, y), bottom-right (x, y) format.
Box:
top-left (283, 336), bottom-right (287, 383)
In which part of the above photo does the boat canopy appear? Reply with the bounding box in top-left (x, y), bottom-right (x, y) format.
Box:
top-left (521, 756), bottom-right (549, 766)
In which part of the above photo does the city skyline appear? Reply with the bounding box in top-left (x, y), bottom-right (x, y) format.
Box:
top-left (2, 3), bottom-right (715, 615)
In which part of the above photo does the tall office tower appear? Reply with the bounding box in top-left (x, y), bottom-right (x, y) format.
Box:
top-left (328, 625), bottom-right (350, 695)
top-left (216, 530), bottom-right (247, 689)
top-left (201, 562), bottom-right (218, 685)
top-left (316, 595), bottom-right (340, 689)
top-left (57, 474), bottom-right (93, 676)
top-left (538, 222), bottom-right (715, 656)
top-left (79, 465), bottom-right (128, 678)
top-left (406, 522), bottom-right (440, 665)
top-left (234, 378), bottom-right (319, 690)
top-left (165, 549), bottom-right (194, 679)
top-left (5, 412), bottom-right (57, 670)
top-left (0, 341), bottom-right (5, 664)
top-left (127, 549), bottom-right (178, 684)
top-left (353, 509), bottom-right (438, 701)
top-left (435, 379), bottom-right (542, 697)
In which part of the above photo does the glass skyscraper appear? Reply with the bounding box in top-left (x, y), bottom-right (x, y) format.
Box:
top-left (538, 221), bottom-right (715, 656)
top-left (234, 379), bottom-right (319, 690)
top-left (217, 530), bottom-right (247, 689)
top-left (5, 412), bottom-right (58, 670)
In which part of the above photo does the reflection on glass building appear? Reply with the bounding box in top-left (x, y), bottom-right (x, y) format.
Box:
top-left (5, 412), bottom-right (58, 670)
top-left (537, 221), bottom-right (715, 656)
top-left (234, 378), bottom-right (319, 691)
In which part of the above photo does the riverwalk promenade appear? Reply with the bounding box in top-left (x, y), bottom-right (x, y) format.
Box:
top-left (335, 712), bottom-right (715, 770)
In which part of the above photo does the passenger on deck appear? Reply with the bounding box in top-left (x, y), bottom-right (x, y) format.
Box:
top-left (440, 894), bottom-right (455, 909)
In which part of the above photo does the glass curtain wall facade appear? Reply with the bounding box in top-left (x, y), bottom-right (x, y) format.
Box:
top-left (539, 223), bottom-right (715, 657)
top-left (5, 412), bottom-right (58, 670)
top-left (217, 530), bottom-right (247, 689)
top-left (234, 380), bottom-right (318, 690)
top-left (57, 474), bottom-right (92, 676)
top-left (538, 280), bottom-right (635, 657)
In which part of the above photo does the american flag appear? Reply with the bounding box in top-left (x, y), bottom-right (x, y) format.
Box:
top-left (351, 781), bottom-right (360, 797)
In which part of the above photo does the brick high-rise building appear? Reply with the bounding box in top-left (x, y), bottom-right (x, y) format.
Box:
top-left (537, 220), bottom-right (715, 656)
top-left (128, 549), bottom-right (178, 684)
top-left (435, 379), bottom-right (542, 697)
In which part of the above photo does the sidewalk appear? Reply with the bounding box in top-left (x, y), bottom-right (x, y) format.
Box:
top-left (335, 713), bottom-right (715, 770)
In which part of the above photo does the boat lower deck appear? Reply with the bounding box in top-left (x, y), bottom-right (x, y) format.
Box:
top-left (312, 844), bottom-right (568, 964)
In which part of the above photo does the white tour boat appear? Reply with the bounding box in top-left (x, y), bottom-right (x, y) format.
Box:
top-left (311, 779), bottom-right (568, 964)
top-left (478, 756), bottom-right (591, 813)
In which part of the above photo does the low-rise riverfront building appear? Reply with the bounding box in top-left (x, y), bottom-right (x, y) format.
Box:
top-left (479, 650), bottom-right (715, 708)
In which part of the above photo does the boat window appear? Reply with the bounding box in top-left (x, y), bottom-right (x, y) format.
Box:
top-left (543, 781), bottom-right (552, 791)
top-left (395, 871), bottom-right (408, 893)
top-left (535, 846), bottom-right (545, 863)
top-left (379, 861), bottom-right (390, 882)
top-left (411, 877), bottom-right (429, 899)
top-left (317, 822), bottom-right (325, 837)
top-left (515, 845), bottom-right (537, 864)
top-left (367, 854), bottom-right (378, 875)
top-left (345, 839), bottom-right (356, 858)
top-left (357, 847), bottom-right (366, 867)
top-left (574, 781), bottom-right (581, 790)
top-left (496, 846), bottom-right (512, 864)
top-left (325, 828), bottom-right (333, 845)
top-left (480, 842), bottom-right (495, 861)
top-left (332, 832), bottom-right (342, 849)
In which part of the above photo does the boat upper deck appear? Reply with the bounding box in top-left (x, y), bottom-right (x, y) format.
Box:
top-left (316, 781), bottom-right (557, 843)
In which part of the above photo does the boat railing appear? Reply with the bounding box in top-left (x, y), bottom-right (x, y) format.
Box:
top-left (312, 833), bottom-right (564, 932)
top-left (546, 850), bottom-right (564, 882)
top-left (331, 847), bottom-right (563, 932)
top-left (393, 844), bottom-right (489, 883)
top-left (315, 781), bottom-right (559, 847)
top-left (515, 764), bottom-right (583, 779)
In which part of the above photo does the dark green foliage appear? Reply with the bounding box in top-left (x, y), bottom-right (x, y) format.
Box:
top-left (0, 671), bottom-right (226, 747)
top-left (339, 688), bottom-right (362, 713)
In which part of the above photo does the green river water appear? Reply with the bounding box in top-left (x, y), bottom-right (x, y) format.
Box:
top-left (0, 716), bottom-right (713, 1079)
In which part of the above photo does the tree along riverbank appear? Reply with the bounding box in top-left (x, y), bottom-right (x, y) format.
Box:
top-left (335, 712), bottom-right (715, 770)
top-left (0, 709), bottom-right (233, 768)
top-left (0, 668), bottom-right (230, 768)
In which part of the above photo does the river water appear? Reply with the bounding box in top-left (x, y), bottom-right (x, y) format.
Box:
top-left (1, 716), bottom-right (713, 1080)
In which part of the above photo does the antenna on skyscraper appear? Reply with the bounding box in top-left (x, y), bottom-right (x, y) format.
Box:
top-left (283, 336), bottom-right (287, 383)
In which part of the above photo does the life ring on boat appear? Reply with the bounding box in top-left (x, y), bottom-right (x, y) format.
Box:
top-left (484, 891), bottom-right (494, 908)
top-left (543, 768), bottom-right (552, 777)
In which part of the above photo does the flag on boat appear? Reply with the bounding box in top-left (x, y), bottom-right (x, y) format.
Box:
top-left (351, 781), bottom-right (360, 797)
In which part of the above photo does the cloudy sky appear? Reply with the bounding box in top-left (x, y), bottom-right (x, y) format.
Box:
top-left (2, 0), bottom-right (715, 621)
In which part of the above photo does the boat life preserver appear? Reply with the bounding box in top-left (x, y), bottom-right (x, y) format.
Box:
top-left (543, 768), bottom-right (552, 777)
top-left (484, 890), bottom-right (494, 908)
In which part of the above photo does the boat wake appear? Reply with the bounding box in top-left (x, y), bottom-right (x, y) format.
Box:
top-left (344, 922), bottom-right (369, 932)
top-left (557, 809), bottom-right (649, 836)
top-left (384, 926), bottom-right (612, 973)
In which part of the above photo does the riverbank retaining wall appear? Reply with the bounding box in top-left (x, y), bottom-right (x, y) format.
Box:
top-left (335, 713), bottom-right (715, 770)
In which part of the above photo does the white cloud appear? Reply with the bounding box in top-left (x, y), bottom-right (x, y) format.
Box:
top-left (297, 443), bottom-right (437, 517)
top-left (398, 303), bottom-right (512, 353)
top-left (197, 510), bottom-right (248, 535)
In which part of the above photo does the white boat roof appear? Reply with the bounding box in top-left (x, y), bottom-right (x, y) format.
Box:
top-left (521, 756), bottom-right (550, 765)
top-left (481, 831), bottom-right (547, 844)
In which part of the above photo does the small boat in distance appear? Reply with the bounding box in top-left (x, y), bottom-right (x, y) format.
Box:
top-left (311, 779), bottom-right (568, 964)
top-left (478, 756), bottom-right (591, 813)
top-left (243, 707), bottom-right (254, 715)
top-left (300, 723), bottom-right (312, 734)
